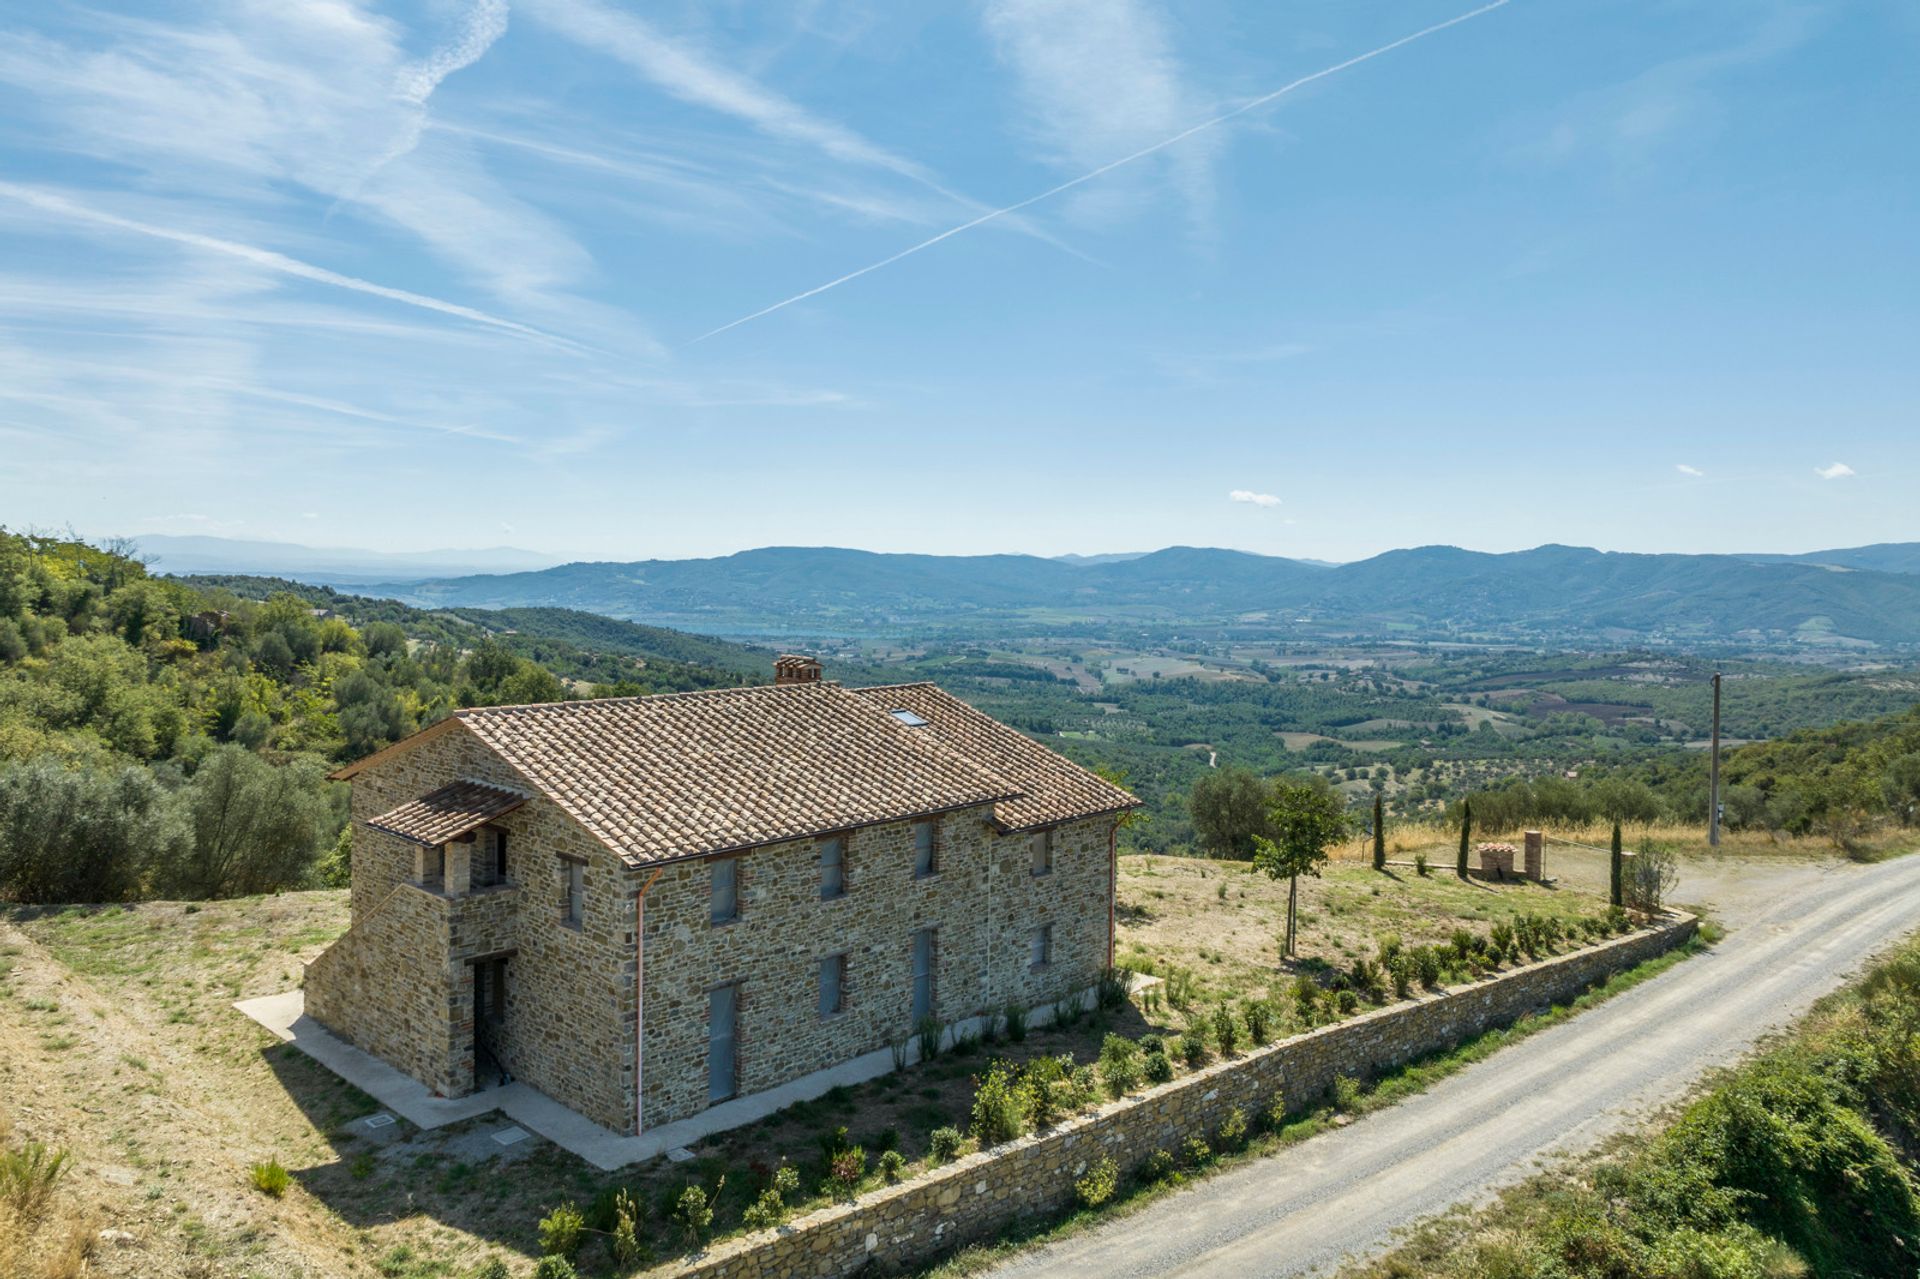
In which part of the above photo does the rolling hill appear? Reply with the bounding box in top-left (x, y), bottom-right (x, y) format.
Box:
top-left (353, 543), bottom-right (1920, 648)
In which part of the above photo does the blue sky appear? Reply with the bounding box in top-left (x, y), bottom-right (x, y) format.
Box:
top-left (1, 0), bottom-right (1914, 564)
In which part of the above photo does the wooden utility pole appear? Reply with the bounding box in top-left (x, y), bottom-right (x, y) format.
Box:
top-left (1708, 671), bottom-right (1722, 848)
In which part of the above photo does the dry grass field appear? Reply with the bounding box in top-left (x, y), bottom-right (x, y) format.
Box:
top-left (0, 835), bottom-right (1747, 1278)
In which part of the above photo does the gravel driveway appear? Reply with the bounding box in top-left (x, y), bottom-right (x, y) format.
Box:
top-left (992, 850), bottom-right (1920, 1278)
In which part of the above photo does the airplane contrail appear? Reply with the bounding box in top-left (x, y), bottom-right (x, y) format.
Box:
top-left (692, 0), bottom-right (1512, 344)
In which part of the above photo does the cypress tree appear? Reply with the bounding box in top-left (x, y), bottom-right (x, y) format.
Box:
top-left (1457, 799), bottom-right (1473, 879)
top-left (1372, 793), bottom-right (1386, 871)
top-left (1610, 820), bottom-right (1624, 907)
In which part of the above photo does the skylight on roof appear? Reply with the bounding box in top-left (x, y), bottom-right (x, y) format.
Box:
top-left (889, 709), bottom-right (929, 727)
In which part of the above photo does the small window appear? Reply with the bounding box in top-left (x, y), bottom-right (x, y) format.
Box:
top-left (1030, 924), bottom-right (1052, 969)
top-left (819, 953), bottom-right (846, 1017)
top-left (423, 845), bottom-right (446, 889)
top-left (911, 928), bottom-right (936, 1022)
top-left (709, 983), bottom-right (738, 1103)
top-left (473, 827), bottom-right (508, 889)
top-left (1030, 829), bottom-right (1054, 877)
top-left (820, 836), bottom-right (845, 900)
top-left (913, 820), bottom-right (937, 877)
top-left (889, 708), bottom-right (929, 727)
top-left (711, 857), bottom-right (739, 925)
top-left (562, 858), bottom-right (584, 926)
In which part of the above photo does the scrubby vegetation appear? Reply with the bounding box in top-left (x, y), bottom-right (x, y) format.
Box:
top-left (0, 1115), bottom-right (89, 1279)
top-left (0, 530), bottom-right (746, 904)
top-left (1346, 931), bottom-right (1920, 1279)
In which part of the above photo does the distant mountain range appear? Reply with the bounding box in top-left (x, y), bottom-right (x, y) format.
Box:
top-left (304, 541), bottom-right (1920, 649)
top-left (132, 534), bottom-right (561, 582)
top-left (147, 536), bottom-right (1920, 648)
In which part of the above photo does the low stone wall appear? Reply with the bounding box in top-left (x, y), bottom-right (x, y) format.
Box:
top-left (662, 913), bottom-right (1697, 1279)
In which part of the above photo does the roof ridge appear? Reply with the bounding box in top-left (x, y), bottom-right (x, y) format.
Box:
top-left (851, 681), bottom-right (939, 693)
top-left (455, 681), bottom-right (842, 718)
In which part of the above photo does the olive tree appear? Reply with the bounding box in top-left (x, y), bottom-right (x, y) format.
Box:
top-left (1254, 776), bottom-right (1352, 959)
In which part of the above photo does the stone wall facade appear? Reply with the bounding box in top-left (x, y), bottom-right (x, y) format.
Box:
top-left (307, 721), bottom-right (1121, 1135)
top-left (661, 914), bottom-right (1697, 1279)
top-left (638, 812), bottom-right (1115, 1130)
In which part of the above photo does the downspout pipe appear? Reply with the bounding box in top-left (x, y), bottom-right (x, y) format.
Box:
top-left (633, 865), bottom-right (665, 1135)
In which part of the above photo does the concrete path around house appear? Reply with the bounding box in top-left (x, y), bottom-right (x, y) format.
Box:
top-left (238, 982), bottom-right (1103, 1172)
top-left (993, 851), bottom-right (1920, 1279)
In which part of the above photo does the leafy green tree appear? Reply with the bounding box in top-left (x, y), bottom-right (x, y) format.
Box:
top-left (1254, 776), bottom-right (1352, 958)
top-left (1189, 766), bottom-right (1271, 860)
top-left (0, 758), bottom-right (186, 902)
top-left (164, 747), bottom-right (330, 898)
top-left (1883, 753), bottom-right (1920, 826)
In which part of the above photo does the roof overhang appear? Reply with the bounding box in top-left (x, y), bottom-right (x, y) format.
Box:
top-left (364, 779), bottom-right (530, 847)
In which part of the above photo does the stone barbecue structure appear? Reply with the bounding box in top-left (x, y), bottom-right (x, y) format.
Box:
top-left (304, 657), bottom-right (1138, 1135)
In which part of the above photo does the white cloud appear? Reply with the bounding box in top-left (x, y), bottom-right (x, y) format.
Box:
top-left (1229, 489), bottom-right (1281, 508)
top-left (1675, 463), bottom-right (1704, 477)
top-left (1815, 462), bottom-right (1855, 480)
top-left (982, 0), bottom-right (1214, 229)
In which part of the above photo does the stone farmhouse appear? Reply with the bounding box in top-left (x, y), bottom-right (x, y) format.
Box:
top-left (304, 656), bottom-right (1138, 1135)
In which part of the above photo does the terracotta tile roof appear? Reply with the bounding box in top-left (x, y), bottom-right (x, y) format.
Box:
top-left (448, 683), bottom-right (1022, 866)
top-left (851, 683), bottom-right (1140, 832)
top-left (365, 779), bottom-right (529, 846)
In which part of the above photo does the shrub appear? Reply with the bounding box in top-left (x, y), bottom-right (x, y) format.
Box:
top-left (1606, 904), bottom-right (1631, 934)
top-left (1099, 1034), bottom-right (1142, 1097)
top-left (1138, 1033), bottom-right (1164, 1056)
top-left (1143, 1051), bottom-right (1174, 1084)
top-left (1262, 1090), bottom-right (1288, 1133)
top-left (928, 1126), bottom-right (964, 1162)
top-left (538, 1202), bottom-right (585, 1257)
top-left (878, 1149), bottom-right (908, 1181)
top-left (673, 1182), bottom-right (717, 1249)
top-left (1414, 946), bottom-right (1443, 989)
top-left (741, 1188), bottom-right (785, 1231)
top-left (1388, 953), bottom-right (1415, 999)
top-left (915, 1015), bottom-right (945, 1061)
top-left (816, 1125), bottom-right (852, 1165)
top-left (1003, 1003), bottom-right (1028, 1043)
top-left (1627, 837), bottom-right (1679, 914)
top-left (869, 1126), bottom-right (900, 1153)
top-left (1334, 988), bottom-right (1361, 1015)
top-left (1181, 1021), bottom-right (1211, 1068)
top-left (2, 1141), bottom-right (69, 1217)
top-left (1218, 1107), bottom-right (1249, 1150)
top-left (532, 1259), bottom-right (579, 1279)
top-left (609, 1189), bottom-right (647, 1267)
top-left (1377, 933), bottom-right (1404, 966)
top-left (249, 1157), bottom-right (290, 1199)
top-left (826, 1146), bottom-right (867, 1196)
top-left (1333, 1075), bottom-right (1362, 1113)
top-left (1142, 1149), bottom-right (1177, 1182)
top-left (1414, 852), bottom-right (1430, 877)
top-left (1292, 976), bottom-right (1322, 1024)
top-left (1449, 929), bottom-right (1476, 964)
top-left (1181, 1137), bottom-right (1212, 1168)
top-left (1489, 922), bottom-right (1516, 961)
top-left (773, 1163), bottom-right (800, 1197)
top-left (1243, 999), bottom-right (1273, 1045)
top-left (1352, 958), bottom-right (1389, 1004)
top-left (970, 1061), bottom-right (1028, 1147)
top-left (1211, 1004), bottom-right (1240, 1055)
top-left (470, 1261), bottom-right (511, 1279)
top-left (1097, 967), bottom-right (1132, 1010)
top-left (1075, 1155), bottom-right (1119, 1209)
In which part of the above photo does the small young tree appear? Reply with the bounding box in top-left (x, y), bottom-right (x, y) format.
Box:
top-left (1371, 793), bottom-right (1386, 872)
top-left (1456, 798), bottom-right (1473, 880)
top-left (1255, 777), bottom-right (1353, 959)
top-left (1609, 820), bottom-right (1624, 907)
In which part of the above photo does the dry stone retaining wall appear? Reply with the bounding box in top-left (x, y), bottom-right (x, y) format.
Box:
top-left (663, 913), bottom-right (1697, 1279)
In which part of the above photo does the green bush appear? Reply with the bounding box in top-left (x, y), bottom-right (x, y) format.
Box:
top-left (609, 1189), bottom-right (647, 1267)
top-left (928, 1126), bottom-right (964, 1162)
top-left (825, 1146), bottom-right (866, 1197)
top-left (1242, 999), bottom-right (1273, 1045)
top-left (537, 1201), bottom-right (585, 1257)
top-left (1332, 1075), bottom-right (1362, 1113)
top-left (1388, 953), bottom-right (1415, 999)
top-left (1143, 1051), bottom-right (1174, 1085)
top-left (1003, 1003), bottom-right (1028, 1043)
top-left (1334, 988), bottom-right (1361, 1015)
top-left (1211, 1004), bottom-right (1239, 1055)
top-left (249, 1157), bottom-right (289, 1199)
top-left (469, 1260), bottom-right (510, 1279)
top-left (1261, 1090), bottom-right (1288, 1133)
top-left (742, 1188), bottom-right (785, 1232)
top-left (1414, 946), bottom-right (1443, 989)
top-left (970, 1061), bottom-right (1028, 1147)
top-left (1218, 1106), bottom-right (1248, 1150)
top-left (1, 1141), bottom-right (69, 1217)
top-left (878, 1149), bottom-right (907, 1181)
top-left (1489, 922), bottom-right (1516, 961)
top-left (1181, 1019), bottom-right (1211, 1067)
top-left (1181, 1137), bottom-right (1212, 1168)
top-left (673, 1182), bottom-right (717, 1249)
top-left (1098, 1033), bottom-right (1143, 1097)
top-left (1075, 1155), bottom-right (1118, 1208)
top-left (1142, 1149), bottom-right (1177, 1182)
top-left (532, 1259), bottom-right (579, 1279)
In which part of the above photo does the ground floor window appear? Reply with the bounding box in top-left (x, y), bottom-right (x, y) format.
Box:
top-left (709, 983), bottom-right (739, 1103)
top-left (911, 928), bottom-right (935, 1022)
top-left (819, 953), bottom-right (846, 1016)
top-left (1030, 923), bottom-right (1052, 969)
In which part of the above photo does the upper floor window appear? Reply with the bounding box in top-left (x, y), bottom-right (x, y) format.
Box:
top-left (562, 857), bottom-right (584, 927)
top-left (820, 836), bottom-right (845, 900)
top-left (711, 857), bottom-right (739, 925)
top-left (1030, 829), bottom-right (1054, 877)
top-left (473, 827), bottom-right (509, 889)
top-left (913, 820), bottom-right (937, 878)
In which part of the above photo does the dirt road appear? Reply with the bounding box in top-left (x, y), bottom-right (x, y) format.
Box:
top-left (993, 851), bottom-right (1920, 1278)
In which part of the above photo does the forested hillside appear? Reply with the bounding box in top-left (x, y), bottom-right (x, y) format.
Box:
top-left (0, 533), bottom-right (750, 904)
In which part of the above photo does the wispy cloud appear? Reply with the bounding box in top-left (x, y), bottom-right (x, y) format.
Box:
top-left (0, 181), bottom-right (570, 348)
top-left (1229, 489), bottom-right (1281, 508)
top-left (1815, 462), bottom-right (1855, 480)
top-left (397, 0), bottom-right (510, 106)
top-left (983, 0), bottom-right (1215, 232)
top-left (1676, 463), bottom-right (1704, 477)
top-left (693, 0), bottom-right (1512, 341)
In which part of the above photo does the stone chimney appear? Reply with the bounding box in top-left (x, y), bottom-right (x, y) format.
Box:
top-left (774, 654), bottom-right (823, 686)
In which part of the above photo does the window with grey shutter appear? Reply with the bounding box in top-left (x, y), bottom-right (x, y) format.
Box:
top-left (913, 820), bottom-right (937, 877)
top-left (711, 857), bottom-right (738, 925)
top-left (562, 859), bottom-right (584, 926)
top-left (820, 836), bottom-right (845, 900)
top-left (1030, 923), bottom-right (1052, 968)
top-left (819, 954), bottom-right (845, 1016)
top-left (1030, 829), bottom-right (1054, 877)
top-left (911, 928), bottom-right (935, 1022)
top-left (708, 984), bottom-right (738, 1103)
